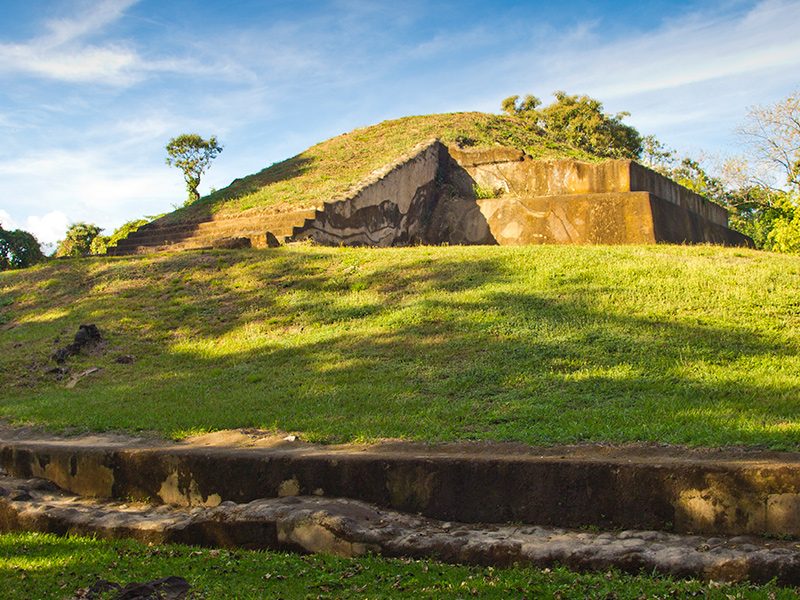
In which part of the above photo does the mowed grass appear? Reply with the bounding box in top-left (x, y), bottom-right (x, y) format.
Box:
top-left (1, 532), bottom-right (797, 599)
top-left (163, 112), bottom-right (595, 224)
top-left (1, 244), bottom-right (799, 447)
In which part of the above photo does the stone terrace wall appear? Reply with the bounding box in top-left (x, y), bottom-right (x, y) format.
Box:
top-left (456, 151), bottom-right (729, 228)
top-left (290, 140), bottom-right (443, 246)
top-left (107, 208), bottom-right (318, 255)
top-left (431, 146), bottom-right (749, 247)
top-left (629, 162), bottom-right (728, 227)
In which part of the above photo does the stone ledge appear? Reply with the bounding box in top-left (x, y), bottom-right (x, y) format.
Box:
top-left (2, 430), bottom-right (800, 538)
top-left (446, 145), bottom-right (525, 167)
top-left (2, 474), bottom-right (800, 584)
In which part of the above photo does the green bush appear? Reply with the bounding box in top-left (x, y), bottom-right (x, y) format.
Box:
top-left (0, 226), bottom-right (44, 270)
top-left (500, 91), bottom-right (642, 159)
top-left (55, 223), bottom-right (103, 258)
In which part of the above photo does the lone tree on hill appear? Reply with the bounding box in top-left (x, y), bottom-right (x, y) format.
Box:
top-left (165, 134), bottom-right (223, 206)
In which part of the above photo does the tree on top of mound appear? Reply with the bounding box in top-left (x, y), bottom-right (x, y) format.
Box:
top-left (165, 134), bottom-right (223, 206)
top-left (501, 91), bottom-right (643, 159)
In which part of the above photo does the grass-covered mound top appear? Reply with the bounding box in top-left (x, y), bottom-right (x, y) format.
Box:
top-left (162, 112), bottom-right (596, 225)
top-left (1, 244), bottom-right (799, 448)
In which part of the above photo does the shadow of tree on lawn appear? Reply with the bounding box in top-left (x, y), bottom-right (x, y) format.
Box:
top-left (1, 246), bottom-right (798, 449)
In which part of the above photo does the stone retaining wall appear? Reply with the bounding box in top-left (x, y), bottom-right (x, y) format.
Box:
top-left (3, 435), bottom-right (800, 538)
top-left (290, 140), bottom-right (443, 246)
top-left (426, 145), bottom-right (748, 247)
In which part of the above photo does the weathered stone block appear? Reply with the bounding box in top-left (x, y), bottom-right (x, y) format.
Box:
top-left (767, 493), bottom-right (800, 536)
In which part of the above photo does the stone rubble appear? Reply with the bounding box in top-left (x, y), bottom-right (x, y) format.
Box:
top-left (2, 475), bottom-right (799, 585)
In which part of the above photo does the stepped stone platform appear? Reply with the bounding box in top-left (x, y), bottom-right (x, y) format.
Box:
top-left (109, 141), bottom-right (752, 254)
top-left (2, 427), bottom-right (800, 582)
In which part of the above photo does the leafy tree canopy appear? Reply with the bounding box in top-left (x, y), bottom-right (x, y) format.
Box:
top-left (165, 134), bottom-right (223, 206)
top-left (55, 222), bottom-right (103, 258)
top-left (0, 225), bottom-right (44, 270)
top-left (501, 91), bottom-right (643, 159)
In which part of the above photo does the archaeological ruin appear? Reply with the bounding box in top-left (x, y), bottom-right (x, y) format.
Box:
top-left (109, 140), bottom-right (752, 254)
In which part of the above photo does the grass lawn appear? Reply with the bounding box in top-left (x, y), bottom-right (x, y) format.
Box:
top-left (1, 244), bottom-right (799, 448)
top-left (1, 532), bottom-right (796, 599)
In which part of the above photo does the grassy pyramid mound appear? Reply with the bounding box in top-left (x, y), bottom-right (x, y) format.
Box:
top-left (161, 112), bottom-right (596, 225)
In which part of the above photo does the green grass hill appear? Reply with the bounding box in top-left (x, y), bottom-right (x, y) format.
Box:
top-left (2, 244), bottom-right (799, 448)
top-left (161, 112), bottom-right (596, 225)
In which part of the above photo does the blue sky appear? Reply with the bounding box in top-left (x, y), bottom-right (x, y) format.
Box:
top-left (1, 0), bottom-right (799, 248)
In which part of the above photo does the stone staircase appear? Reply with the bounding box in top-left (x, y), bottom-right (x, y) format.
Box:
top-left (107, 208), bottom-right (319, 255)
top-left (109, 139), bottom-right (442, 255)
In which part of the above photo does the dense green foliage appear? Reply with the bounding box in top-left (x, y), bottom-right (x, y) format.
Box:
top-left (1, 245), bottom-right (798, 447)
top-left (165, 133), bottom-right (223, 206)
top-left (90, 218), bottom-right (150, 255)
top-left (0, 226), bottom-right (44, 270)
top-left (54, 222), bottom-right (103, 258)
top-left (765, 195), bottom-right (800, 253)
top-left (3, 533), bottom-right (794, 599)
top-left (734, 91), bottom-right (800, 252)
top-left (501, 91), bottom-right (643, 159)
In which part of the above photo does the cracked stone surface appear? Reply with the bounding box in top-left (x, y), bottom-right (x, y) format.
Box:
top-left (2, 475), bottom-right (799, 585)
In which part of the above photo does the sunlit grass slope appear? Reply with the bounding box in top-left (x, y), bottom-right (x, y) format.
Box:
top-left (2, 532), bottom-right (797, 600)
top-left (1, 244), bottom-right (799, 447)
top-left (162, 112), bottom-right (595, 224)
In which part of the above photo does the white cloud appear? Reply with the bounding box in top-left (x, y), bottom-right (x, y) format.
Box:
top-left (0, 209), bottom-right (19, 230)
top-left (0, 208), bottom-right (70, 246)
top-left (0, 0), bottom-right (235, 86)
top-left (555, 0), bottom-right (800, 101)
top-left (0, 42), bottom-right (140, 85)
top-left (0, 143), bottom-right (184, 244)
top-left (43, 0), bottom-right (139, 46)
top-left (459, 0), bottom-right (800, 153)
top-left (0, 0), bottom-right (143, 85)
top-left (25, 211), bottom-right (71, 246)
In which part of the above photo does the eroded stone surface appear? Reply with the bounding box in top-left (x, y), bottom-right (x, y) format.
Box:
top-left (428, 148), bottom-right (750, 247)
top-left (4, 428), bottom-right (800, 538)
top-left (291, 140), bottom-right (442, 247)
top-left (1, 475), bottom-right (799, 585)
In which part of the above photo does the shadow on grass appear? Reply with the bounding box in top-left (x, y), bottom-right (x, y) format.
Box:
top-left (1, 246), bottom-right (798, 448)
